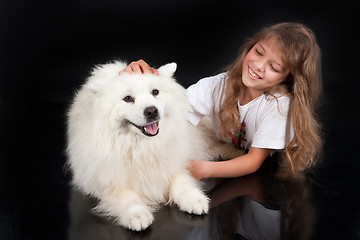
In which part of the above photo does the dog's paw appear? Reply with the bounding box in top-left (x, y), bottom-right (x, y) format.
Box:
top-left (120, 205), bottom-right (154, 231)
top-left (177, 190), bottom-right (209, 215)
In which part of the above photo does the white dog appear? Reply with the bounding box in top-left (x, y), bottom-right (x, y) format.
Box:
top-left (66, 61), bottom-right (214, 231)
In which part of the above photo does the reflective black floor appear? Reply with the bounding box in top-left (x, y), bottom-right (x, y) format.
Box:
top-left (68, 174), bottom-right (315, 240)
top-left (1, 100), bottom-right (359, 240)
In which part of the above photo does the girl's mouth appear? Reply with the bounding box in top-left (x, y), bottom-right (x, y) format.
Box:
top-left (248, 66), bottom-right (262, 80)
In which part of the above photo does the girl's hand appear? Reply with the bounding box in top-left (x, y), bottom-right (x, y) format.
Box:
top-left (119, 59), bottom-right (159, 76)
top-left (189, 160), bottom-right (213, 180)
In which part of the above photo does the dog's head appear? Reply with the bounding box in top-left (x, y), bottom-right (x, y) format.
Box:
top-left (84, 62), bottom-right (188, 137)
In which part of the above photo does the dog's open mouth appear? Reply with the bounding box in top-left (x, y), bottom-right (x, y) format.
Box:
top-left (128, 121), bottom-right (160, 137)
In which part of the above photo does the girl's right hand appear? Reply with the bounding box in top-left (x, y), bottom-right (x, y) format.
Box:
top-left (119, 59), bottom-right (159, 76)
top-left (189, 159), bottom-right (213, 180)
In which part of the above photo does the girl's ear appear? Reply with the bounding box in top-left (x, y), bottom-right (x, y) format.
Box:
top-left (158, 62), bottom-right (177, 77)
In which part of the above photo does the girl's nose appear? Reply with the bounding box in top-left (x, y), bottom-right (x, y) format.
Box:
top-left (254, 61), bottom-right (266, 72)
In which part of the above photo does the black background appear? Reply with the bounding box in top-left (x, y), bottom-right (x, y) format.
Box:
top-left (1, 0), bottom-right (359, 239)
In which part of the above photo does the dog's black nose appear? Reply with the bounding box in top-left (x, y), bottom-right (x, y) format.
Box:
top-left (144, 106), bottom-right (159, 120)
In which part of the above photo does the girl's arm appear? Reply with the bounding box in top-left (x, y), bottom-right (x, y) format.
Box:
top-left (190, 147), bottom-right (271, 180)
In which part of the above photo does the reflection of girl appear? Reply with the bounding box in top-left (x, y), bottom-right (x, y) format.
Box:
top-left (186, 173), bottom-right (314, 240)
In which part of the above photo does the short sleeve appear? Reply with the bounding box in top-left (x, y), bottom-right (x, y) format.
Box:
top-left (186, 73), bottom-right (226, 126)
top-left (251, 96), bottom-right (292, 150)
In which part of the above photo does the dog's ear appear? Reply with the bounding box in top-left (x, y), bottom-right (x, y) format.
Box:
top-left (85, 61), bottom-right (128, 93)
top-left (86, 81), bottom-right (103, 93)
top-left (158, 62), bottom-right (177, 77)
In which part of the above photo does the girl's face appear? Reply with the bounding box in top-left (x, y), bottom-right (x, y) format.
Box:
top-left (242, 38), bottom-right (290, 96)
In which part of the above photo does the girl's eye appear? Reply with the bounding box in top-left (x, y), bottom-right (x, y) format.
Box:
top-left (152, 89), bottom-right (159, 96)
top-left (255, 48), bottom-right (262, 56)
top-left (270, 64), bottom-right (280, 73)
top-left (123, 95), bottom-right (135, 103)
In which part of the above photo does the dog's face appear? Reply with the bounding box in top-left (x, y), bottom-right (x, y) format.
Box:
top-left (111, 75), bottom-right (165, 137)
top-left (85, 63), bottom-right (186, 137)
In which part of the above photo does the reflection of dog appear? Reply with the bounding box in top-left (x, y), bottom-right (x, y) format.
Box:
top-left (66, 61), bottom-right (211, 231)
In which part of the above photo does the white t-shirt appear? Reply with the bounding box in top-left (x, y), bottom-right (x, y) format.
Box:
top-left (186, 73), bottom-right (293, 150)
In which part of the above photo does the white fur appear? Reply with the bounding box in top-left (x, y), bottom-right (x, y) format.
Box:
top-left (66, 61), bottom-right (210, 231)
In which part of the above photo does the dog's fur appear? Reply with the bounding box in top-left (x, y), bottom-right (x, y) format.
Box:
top-left (66, 61), bottom-right (213, 231)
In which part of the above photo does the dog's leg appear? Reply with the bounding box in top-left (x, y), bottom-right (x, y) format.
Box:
top-left (168, 173), bottom-right (209, 215)
top-left (93, 188), bottom-right (154, 231)
top-left (208, 141), bottom-right (246, 160)
top-left (197, 116), bottom-right (245, 160)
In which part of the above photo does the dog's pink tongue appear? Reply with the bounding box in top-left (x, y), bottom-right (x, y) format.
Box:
top-left (145, 122), bottom-right (158, 135)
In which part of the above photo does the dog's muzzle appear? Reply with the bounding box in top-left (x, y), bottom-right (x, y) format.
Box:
top-left (127, 106), bottom-right (160, 137)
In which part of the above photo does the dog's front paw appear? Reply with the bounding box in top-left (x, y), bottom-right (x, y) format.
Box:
top-left (177, 190), bottom-right (209, 215)
top-left (120, 204), bottom-right (154, 231)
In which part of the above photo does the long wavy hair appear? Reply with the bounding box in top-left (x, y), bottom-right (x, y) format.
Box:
top-left (219, 22), bottom-right (323, 179)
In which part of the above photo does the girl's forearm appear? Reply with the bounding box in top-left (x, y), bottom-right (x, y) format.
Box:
top-left (207, 157), bottom-right (258, 178)
top-left (207, 147), bottom-right (270, 178)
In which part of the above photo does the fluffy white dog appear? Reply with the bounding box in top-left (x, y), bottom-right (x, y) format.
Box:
top-left (66, 61), bottom-right (212, 231)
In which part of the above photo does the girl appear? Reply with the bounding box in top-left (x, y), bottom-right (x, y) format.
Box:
top-left (121, 22), bottom-right (323, 180)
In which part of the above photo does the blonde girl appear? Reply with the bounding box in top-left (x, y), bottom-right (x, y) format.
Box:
top-left (121, 22), bottom-right (323, 180)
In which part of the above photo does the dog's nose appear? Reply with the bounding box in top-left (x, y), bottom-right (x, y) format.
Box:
top-left (144, 106), bottom-right (159, 120)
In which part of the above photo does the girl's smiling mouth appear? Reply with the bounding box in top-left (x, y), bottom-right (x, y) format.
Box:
top-left (248, 66), bottom-right (262, 80)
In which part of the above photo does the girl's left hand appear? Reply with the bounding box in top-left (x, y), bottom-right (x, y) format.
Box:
top-left (189, 160), bottom-right (212, 180)
top-left (119, 59), bottom-right (159, 76)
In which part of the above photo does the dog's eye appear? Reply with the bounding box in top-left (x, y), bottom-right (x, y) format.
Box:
top-left (152, 89), bottom-right (159, 96)
top-left (123, 95), bottom-right (135, 103)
